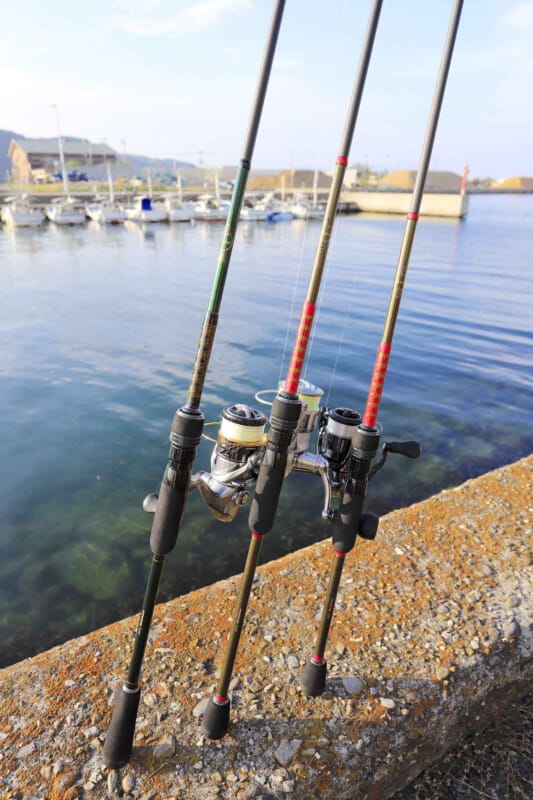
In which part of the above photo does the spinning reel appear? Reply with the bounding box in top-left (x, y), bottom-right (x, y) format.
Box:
top-left (144, 379), bottom-right (419, 526)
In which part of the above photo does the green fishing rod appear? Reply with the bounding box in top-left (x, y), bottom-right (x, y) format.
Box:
top-left (300, 0), bottom-right (463, 697)
top-left (103, 0), bottom-right (286, 769)
top-left (201, 0), bottom-right (384, 740)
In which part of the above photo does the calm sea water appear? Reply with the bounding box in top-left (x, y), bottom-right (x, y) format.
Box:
top-left (1, 195), bottom-right (531, 667)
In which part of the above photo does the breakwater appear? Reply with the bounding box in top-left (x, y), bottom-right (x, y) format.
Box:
top-left (0, 456), bottom-right (531, 799)
top-left (342, 190), bottom-right (469, 217)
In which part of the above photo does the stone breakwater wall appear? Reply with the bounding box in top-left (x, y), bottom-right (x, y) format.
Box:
top-left (0, 456), bottom-right (531, 800)
top-left (342, 190), bottom-right (469, 218)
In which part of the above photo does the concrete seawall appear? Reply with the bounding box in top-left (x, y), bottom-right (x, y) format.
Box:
top-left (342, 191), bottom-right (469, 218)
top-left (0, 455), bottom-right (531, 799)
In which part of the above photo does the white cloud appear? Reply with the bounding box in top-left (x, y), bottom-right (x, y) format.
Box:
top-left (115, 0), bottom-right (252, 37)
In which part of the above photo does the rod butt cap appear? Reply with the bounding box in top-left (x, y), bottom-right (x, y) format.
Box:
top-left (103, 685), bottom-right (141, 769)
top-left (300, 656), bottom-right (327, 697)
top-left (201, 695), bottom-right (230, 740)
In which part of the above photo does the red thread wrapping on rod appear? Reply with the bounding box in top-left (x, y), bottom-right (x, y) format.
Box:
top-left (336, 156), bottom-right (348, 166)
top-left (285, 301), bottom-right (316, 393)
top-left (408, 211), bottom-right (419, 220)
top-left (363, 342), bottom-right (392, 427)
top-left (251, 531), bottom-right (264, 540)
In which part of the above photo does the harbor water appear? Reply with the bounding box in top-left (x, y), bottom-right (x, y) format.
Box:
top-left (0, 194), bottom-right (531, 667)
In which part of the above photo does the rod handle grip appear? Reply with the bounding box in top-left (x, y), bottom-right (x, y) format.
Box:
top-left (149, 473), bottom-right (190, 556)
top-left (103, 686), bottom-right (140, 769)
top-left (248, 453), bottom-right (287, 535)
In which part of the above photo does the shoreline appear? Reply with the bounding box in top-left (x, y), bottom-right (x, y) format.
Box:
top-left (1, 455), bottom-right (531, 799)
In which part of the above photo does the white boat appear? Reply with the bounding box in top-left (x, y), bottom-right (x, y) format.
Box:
top-left (240, 197), bottom-right (268, 221)
top-left (125, 196), bottom-right (168, 223)
top-left (193, 194), bottom-right (230, 222)
top-left (164, 169), bottom-right (194, 222)
top-left (290, 195), bottom-right (324, 220)
top-left (254, 192), bottom-right (293, 222)
top-left (164, 195), bottom-right (194, 222)
top-left (86, 200), bottom-right (127, 224)
top-left (46, 196), bottom-right (86, 225)
top-left (1, 195), bottom-right (45, 227)
top-left (85, 163), bottom-right (126, 223)
top-left (47, 105), bottom-right (86, 225)
top-left (290, 172), bottom-right (324, 219)
top-left (126, 169), bottom-right (168, 222)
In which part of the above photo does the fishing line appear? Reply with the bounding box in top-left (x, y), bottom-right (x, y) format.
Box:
top-left (278, 0), bottom-right (348, 387)
top-left (301, 196), bottom-right (345, 384)
top-left (324, 246), bottom-right (362, 407)
top-left (277, 222), bottom-right (311, 387)
top-left (302, 0), bottom-right (355, 385)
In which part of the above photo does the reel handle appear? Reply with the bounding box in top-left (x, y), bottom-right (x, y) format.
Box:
top-left (385, 440), bottom-right (421, 459)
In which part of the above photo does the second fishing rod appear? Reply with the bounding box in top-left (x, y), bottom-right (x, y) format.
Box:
top-left (201, 0), bottom-right (384, 740)
top-left (103, 0), bottom-right (286, 769)
top-left (300, 0), bottom-right (463, 697)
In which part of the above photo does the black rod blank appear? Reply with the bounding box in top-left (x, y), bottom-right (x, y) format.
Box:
top-left (201, 0), bottom-right (384, 741)
top-left (301, 0), bottom-right (464, 698)
top-left (103, 0), bottom-right (286, 769)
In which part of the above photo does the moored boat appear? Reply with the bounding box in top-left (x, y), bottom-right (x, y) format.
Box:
top-left (254, 192), bottom-right (293, 221)
top-left (164, 194), bottom-right (194, 222)
top-left (86, 199), bottom-right (127, 224)
top-left (240, 196), bottom-right (269, 221)
top-left (46, 196), bottom-right (86, 225)
top-left (1, 195), bottom-right (45, 227)
top-left (290, 195), bottom-right (324, 219)
top-left (86, 163), bottom-right (127, 223)
top-left (125, 196), bottom-right (168, 223)
top-left (193, 194), bottom-right (230, 222)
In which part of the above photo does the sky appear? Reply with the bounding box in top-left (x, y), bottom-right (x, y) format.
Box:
top-left (1, 0), bottom-right (532, 179)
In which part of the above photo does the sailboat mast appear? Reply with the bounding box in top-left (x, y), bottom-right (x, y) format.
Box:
top-left (107, 161), bottom-right (115, 203)
top-left (52, 104), bottom-right (70, 199)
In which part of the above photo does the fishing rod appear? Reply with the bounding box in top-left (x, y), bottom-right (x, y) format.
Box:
top-left (300, 0), bottom-right (463, 697)
top-left (103, 0), bottom-right (286, 769)
top-left (201, 0), bottom-right (384, 740)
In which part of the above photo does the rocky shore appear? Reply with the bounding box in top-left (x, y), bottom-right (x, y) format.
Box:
top-left (0, 456), bottom-right (531, 799)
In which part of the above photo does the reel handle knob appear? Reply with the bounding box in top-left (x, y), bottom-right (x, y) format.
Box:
top-left (143, 493), bottom-right (159, 513)
top-left (385, 440), bottom-right (421, 459)
top-left (358, 511), bottom-right (379, 540)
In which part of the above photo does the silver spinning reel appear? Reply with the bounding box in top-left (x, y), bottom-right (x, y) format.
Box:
top-left (143, 380), bottom-right (367, 523)
top-left (190, 404), bottom-right (267, 522)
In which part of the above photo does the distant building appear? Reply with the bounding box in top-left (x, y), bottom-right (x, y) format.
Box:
top-left (247, 169), bottom-right (334, 192)
top-left (378, 170), bottom-right (463, 192)
top-left (8, 138), bottom-right (116, 183)
top-left (494, 176), bottom-right (533, 191)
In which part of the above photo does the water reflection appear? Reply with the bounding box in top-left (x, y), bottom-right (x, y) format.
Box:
top-left (1, 195), bottom-right (532, 666)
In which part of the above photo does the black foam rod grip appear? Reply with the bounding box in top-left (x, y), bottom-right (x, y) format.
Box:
top-left (248, 455), bottom-right (287, 535)
top-left (149, 473), bottom-right (190, 556)
top-left (103, 686), bottom-right (140, 769)
top-left (332, 490), bottom-right (365, 554)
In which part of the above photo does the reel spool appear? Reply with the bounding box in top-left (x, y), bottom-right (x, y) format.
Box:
top-left (257, 379), bottom-right (324, 454)
top-left (319, 407), bottom-right (361, 473)
top-left (211, 404), bottom-right (267, 480)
